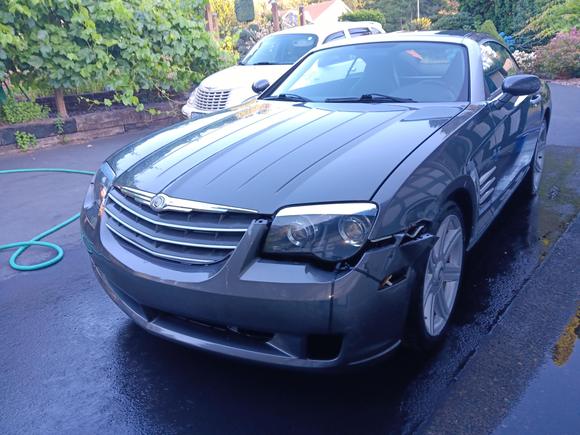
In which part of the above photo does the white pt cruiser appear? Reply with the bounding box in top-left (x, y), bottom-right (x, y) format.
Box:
top-left (182, 21), bottom-right (384, 117)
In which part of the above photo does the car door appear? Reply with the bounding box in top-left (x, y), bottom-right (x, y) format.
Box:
top-left (482, 41), bottom-right (543, 208)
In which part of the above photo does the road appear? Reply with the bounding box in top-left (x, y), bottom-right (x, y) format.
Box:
top-left (1, 85), bottom-right (579, 434)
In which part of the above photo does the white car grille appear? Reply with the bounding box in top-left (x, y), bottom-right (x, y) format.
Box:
top-left (193, 87), bottom-right (231, 112)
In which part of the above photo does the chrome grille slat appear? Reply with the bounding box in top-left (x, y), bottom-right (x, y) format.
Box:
top-left (108, 192), bottom-right (248, 233)
top-left (104, 187), bottom-right (256, 265)
top-left (106, 224), bottom-right (216, 264)
top-left (105, 208), bottom-right (237, 250)
top-left (193, 87), bottom-right (231, 112)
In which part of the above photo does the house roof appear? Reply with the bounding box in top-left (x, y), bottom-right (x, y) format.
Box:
top-left (304, 0), bottom-right (338, 21)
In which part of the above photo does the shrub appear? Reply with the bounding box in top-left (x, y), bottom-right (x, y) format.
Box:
top-left (0, 0), bottom-right (227, 117)
top-left (405, 17), bottom-right (432, 31)
top-left (534, 28), bottom-right (580, 79)
top-left (477, 20), bottom-right (503, 43)
top-left (432, 12), bottom-right (476, 31)
top-left (14, 131), bottom-right (37, 151)
top-left (340, 9), bottom-right (385, 27)
top-left (520, 0), bottom-right (580, 41)
top-left (1, 98), bottom-right (49, 124)
top-left (512, 50), bottom-right (537, 73)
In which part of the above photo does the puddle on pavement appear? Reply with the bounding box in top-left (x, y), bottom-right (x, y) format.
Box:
top-left (493, 305), bottom-right (580, 435)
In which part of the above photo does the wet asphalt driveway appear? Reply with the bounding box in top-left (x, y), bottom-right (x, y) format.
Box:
top-left (1, 84), bottom-right (579, 434)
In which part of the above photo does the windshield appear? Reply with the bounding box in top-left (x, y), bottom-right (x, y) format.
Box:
top-left (264, 42), bottom-right (470, 103)
top-left (241, 33), bottom-right (319, 66)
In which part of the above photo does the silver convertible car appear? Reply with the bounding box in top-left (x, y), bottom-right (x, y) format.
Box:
top-left (82, 31), bottom-right (551, 369)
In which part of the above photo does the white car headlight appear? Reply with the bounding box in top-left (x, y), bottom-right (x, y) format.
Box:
top-left (263, 203), bottom-right (378, 262)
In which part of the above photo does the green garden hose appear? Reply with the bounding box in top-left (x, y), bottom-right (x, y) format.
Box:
top-left (0, 168), bottom-right (95, 271)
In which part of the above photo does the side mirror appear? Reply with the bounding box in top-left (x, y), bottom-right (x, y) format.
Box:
top-left (502, 74), bottom-right (541, 96)
top-left (493, 74), bottom-right (541, 108)
top-left (252, 79), bottom-right (270, 94)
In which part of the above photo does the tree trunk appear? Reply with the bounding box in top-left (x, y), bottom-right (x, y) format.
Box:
top-left (54, 88), bottom-right (68, 118)
top-left (272, 2), bottom-right (280, 32)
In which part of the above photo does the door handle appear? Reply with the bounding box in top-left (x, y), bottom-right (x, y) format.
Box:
top-left (530, 94), bottom-right (542, 106)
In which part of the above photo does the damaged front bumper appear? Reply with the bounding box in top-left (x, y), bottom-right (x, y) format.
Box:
top-left (82, 211), bottom-right (434, 369)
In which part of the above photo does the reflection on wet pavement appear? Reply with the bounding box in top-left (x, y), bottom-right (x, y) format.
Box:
top-left (494, 306), bottom-right (580, 435)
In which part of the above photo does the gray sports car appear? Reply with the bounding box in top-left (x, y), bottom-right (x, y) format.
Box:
top-left (81, 31), bottom-right (551, 369)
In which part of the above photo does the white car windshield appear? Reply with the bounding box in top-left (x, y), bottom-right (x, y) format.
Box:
top-left (264, 42), bottom-right (470, 103)
top-left (241, 33), bottom-right (319, 66)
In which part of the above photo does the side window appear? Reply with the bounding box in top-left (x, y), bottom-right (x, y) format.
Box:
top-left (481, 42), bottom-right (519, 97)
top-left (323, 31), bottom-right (346, 44)
top-left (348, 27), bottom-right (372, 38)
top-left (370, 27), bottom-right (382, 34)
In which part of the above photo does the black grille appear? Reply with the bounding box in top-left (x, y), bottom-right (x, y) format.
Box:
top-left (104, 187), bottom-right (255, 265)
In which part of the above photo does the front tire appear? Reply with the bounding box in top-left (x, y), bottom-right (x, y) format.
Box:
top-left (523, 120), bottom-right (548, 196)
top-left (407, 202), bottom-right (465, 351)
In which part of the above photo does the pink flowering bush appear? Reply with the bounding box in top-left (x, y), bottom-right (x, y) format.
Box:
top-left (534, 28), bottom-right (580, 78)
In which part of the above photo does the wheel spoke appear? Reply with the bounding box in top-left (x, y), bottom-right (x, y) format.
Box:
top-left (435, 288), bottom-right (451, 320)
top-left (429, 296), bottom-right (437, 334)
top-left (443, 228), bottom-right (462, 258)
top-left (441, 264), bottom-right (461, 283)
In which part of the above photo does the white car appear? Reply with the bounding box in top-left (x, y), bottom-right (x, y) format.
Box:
top-left (182, 21), bottom-right (384, 117)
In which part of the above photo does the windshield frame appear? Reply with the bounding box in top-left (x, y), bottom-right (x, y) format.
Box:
top-left (259, 40), bottom-right (472, 104)
top-left (240, 32), bottom-right (320, 66)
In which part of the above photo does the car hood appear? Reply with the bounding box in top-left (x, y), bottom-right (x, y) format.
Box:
top-left (200, 64), bottom-right (290, 91)
top-left (109, 100), bottom-right (466, 214)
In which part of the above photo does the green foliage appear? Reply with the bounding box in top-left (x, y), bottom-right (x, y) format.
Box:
top-left (405, 17), bottom-right (433, 30)
top-left (432, 12), bottom-right (476, 31)
top-left (54, 117), bottom-right (64, 135)
top-left (368, 0), bottom-right (446, 32)
top-left (534, 28), bottom-right (580, 78)
top-left (520, 0), bottom-right (580, 40)
top-left (0, 0), bottom-right (228, 110)
top-left (14, 130), bottom-right (37, 151)
top-left (477, 20), bottom-right (503, 42)
top-left (458, 0), bottom-right (561, 35)
top-left (0, 98), bottom-right (49, 124)
top-left (340, 9), bottom-right (386, 26)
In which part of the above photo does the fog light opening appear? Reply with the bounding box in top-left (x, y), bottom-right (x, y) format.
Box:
top-left (306, 334), bottom-right (343, 360)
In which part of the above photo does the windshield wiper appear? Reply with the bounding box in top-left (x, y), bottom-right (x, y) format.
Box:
top-left (250, 61), bottom-right (278, 65)
top-left (325, 93), bottom-right (416, 103)
top-left (263, 93), bottom-right (311, 102)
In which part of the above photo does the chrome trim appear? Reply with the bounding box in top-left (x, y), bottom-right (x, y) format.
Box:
top-left (277, 202), bottom-right (377, 217)
top-left (117, 185), bottom-right (258, 214)
top-left (108, 194), bottom-right (248, 233)
top-left (105, 209), bottom-right (237, 250)
top-left (480, 177), bottom-right (496, 195)
top-left (479, 188), bottom-right (494, 204)
top-left (479, 166), bottom-right (496, 185)
top-left (105, 224), bottom-right (217, 264)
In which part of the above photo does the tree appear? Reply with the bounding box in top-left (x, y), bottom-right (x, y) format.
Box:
top-left (368, 0), bottom-right (446, 31)
top-left (458, 0), bottom-right (565, 34)
top-left (340, 9), bottom-right (386, 26)
top-left (0, 0), bottom-right (226, 117)
top-left (520, 0), bottom-right (580, 40)
top-left (432, 11), bottom-right (476, 30)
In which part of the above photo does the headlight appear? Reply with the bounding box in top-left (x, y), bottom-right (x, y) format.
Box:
top-left (263, 203), bottom-right (378, 262)
top-left (83, 162), bottom-right (115, 211)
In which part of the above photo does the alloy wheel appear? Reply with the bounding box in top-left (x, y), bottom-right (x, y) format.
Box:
top-left (532, 122), bottom-right (548, 194)
top-left (422, 214), bottom-right (464, 337)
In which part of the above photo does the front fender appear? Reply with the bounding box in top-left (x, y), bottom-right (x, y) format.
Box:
top-left (370, 105), bottom-right (484, 244)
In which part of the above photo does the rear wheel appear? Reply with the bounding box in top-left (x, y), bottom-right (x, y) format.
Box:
top-left (407, 202), bottom-right (465, 351)
top-left (523, 120), bottom-right (548, 196)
